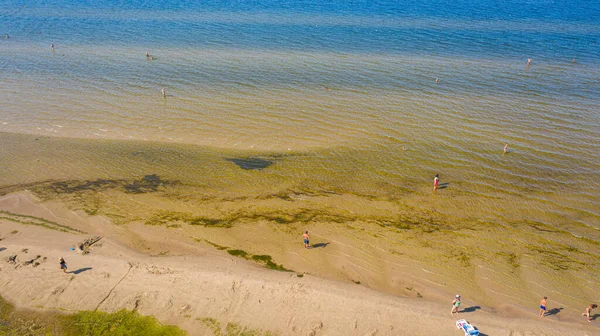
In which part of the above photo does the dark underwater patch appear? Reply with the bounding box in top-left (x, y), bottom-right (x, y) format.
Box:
top-left (226, 157), bottom-right (273, 170)
top-left (123, 174), bottom-right (165, 193)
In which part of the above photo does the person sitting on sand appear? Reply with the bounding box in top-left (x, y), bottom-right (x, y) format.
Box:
top-left (582, 304), bottom-right (597, 322)
top-left (540, 296), bottom-right (547, 316)
top-left (433, 174), bottom-right (440, 191)
top-left (303, 231), bottom-right (310, 249)
top-left (59, 257), bottom-right (67, 273)
top-left (451, 295), bottom-right (461, 315)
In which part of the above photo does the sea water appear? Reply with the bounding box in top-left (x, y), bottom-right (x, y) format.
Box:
top-left (0, 0), bottom-right (599, 239)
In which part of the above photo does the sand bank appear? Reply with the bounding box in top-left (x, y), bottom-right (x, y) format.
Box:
top-left (0, 191), bottom-right (598, 335)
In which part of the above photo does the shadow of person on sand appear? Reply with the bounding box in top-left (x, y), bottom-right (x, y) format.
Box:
top-left (591, 313), bottom-right (600, 321)
top-left (437, 182), bottom-right (449, 189)
top-left (0, 247), bottom-right (6, 252)
top-left (310, 243), bottom-right (330, 249)
top-left (70, 267), bottom-right (93, 275)
top-left (460, 306), bottom-right (481, 313)
top-left (545, 307), bottom-right (563, 316)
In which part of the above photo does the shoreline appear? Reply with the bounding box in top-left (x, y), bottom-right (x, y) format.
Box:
top-left (1, 191), bottom-right (599, 335)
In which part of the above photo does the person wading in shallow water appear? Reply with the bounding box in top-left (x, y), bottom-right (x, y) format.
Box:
top-left (59, 257), bottom-right (68, 273)
top-left (303, 231), bottom-right (310, 249)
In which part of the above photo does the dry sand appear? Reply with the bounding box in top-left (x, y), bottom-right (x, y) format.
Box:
top-left (0, 191), bottom-right (598, 335)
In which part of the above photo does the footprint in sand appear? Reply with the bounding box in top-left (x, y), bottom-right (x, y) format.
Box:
top-left (51, 286), bottom-right (66, 295)
top-left (308, 322), bottom-right (324, 336)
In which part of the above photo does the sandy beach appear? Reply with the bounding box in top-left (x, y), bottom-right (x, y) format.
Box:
top-left (2, 0), bottom-right (599, 334)
top-left (1, 191), bottom-right (598, 335)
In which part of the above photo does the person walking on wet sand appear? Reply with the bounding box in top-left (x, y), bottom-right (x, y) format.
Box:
top-left (59, 257), bottom-right (68, 273)
top-left (540, 296), bottom-right (547, 316)
top-left (451, 295), bottom-right (461, 315)
top-left (303, 231), bottom-right (310, 249)
top-left (433, 174), bottom-right (440, 191)
top-left (582, 304), bottom-right (597, 322)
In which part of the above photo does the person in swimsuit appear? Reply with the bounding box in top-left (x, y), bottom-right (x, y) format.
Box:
top-left (59, 257), bottom-right (68, 273)
top-left (504, 144), bottom-right (508, 154)
top-left (540, 296), bottom-right (547, 316)
top-left (451, 295), bottom-right (461, 315)
top-left (433, 174), bottom-right (440, 191)
top-left (303, 231), bottom-right (310, 249)
top-left (582, 304), bottom-right (597, 322)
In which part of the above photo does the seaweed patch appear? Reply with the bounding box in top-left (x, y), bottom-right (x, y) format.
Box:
top-left (124, 174), bottom-right (166, 193)
top-left (27, 174), bottom-right (175, 197)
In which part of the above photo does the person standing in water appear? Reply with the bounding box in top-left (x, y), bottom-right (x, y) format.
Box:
top-left (540, 296), bottom-right (547, 316)
top-left (303, 231), bottom-right (310, 249)
top-left (161, 88), bottom-right (166, 98)
top-left (451, 295), bottom-right (461, 315)
top-left (433, 174), bottom-right (440, 190)
top-left (504, 144), bottom-right (508, 153)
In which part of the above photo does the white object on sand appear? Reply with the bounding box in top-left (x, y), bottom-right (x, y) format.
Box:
top-left (456, 319), bottom-right (480, 336)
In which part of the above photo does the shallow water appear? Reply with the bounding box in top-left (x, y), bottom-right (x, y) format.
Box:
top-left (0, 1), bottom-right (599, 240)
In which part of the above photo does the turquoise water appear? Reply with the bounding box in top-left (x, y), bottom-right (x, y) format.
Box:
top-left (0, 1), bottom-right (599, 237)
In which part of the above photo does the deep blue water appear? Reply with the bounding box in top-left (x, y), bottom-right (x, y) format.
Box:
top-left (2, 0), bottom-right (599, 58)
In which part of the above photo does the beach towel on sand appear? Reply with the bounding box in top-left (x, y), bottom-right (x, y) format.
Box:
top-left (456, 319), bottom-right (480, 336)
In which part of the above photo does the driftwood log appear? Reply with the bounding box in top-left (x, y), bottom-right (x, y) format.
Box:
top-left (78, 236), bottom-right (102, 254)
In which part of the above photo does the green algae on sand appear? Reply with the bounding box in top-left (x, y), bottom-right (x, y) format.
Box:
top-left (0, 296), bottom-right (186, 336)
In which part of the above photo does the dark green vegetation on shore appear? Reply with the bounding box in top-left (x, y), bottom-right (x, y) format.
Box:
top-left (0, 296), bottom-right (185, 336)
top-left (227, 249), bottom-right (292, 272)
top-left (199, 317), bottom-right (278, 336)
